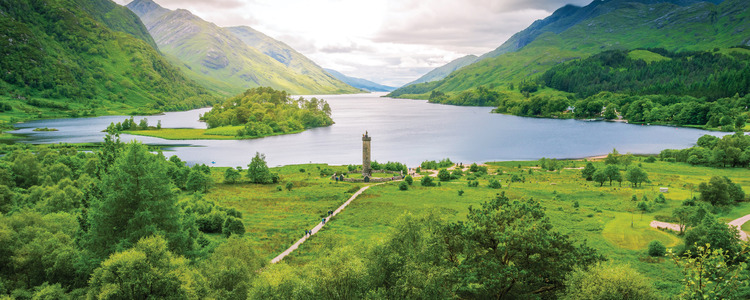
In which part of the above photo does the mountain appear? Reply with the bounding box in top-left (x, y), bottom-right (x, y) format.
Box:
top-left (389, 0), bottom-right (748, 99)
top-left (0, 0), bottom-right (213, 121)
top-left (226, 26), bottom-right (358, 93)
top-left (323, 69), bottom-right (394, 92)
top-left (404, 55), bottom-right (479, 86)
top-left (126, 0), bottom-right (359, 96)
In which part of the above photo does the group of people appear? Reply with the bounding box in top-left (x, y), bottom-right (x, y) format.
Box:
top-left (305, 210), bottom-right (335, 237)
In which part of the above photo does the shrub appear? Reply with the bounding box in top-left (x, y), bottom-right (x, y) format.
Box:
top-left (645, 156), bottom-right (656, 163)
top-left (468, 180), bottom-right (479, 187)
top-left (398, 181), bottom-right (408, 191)
top-left (404, 175), bottom-right (413, 185)
top-left (421, 176), bottom-right (435, 187)
top-left (637, 201), bottom-right (649, 212)
top-left (488, 179), bottom-right (501, 189)
top-left (573, 201), bottom-right (579, 208)
top-left (458, 189), bottom-right (464, 196)
top-left (647, 240), bottom-right (666, 257)
top-left (285, 182), bottom-right (293, 191)
top-left (437, 169), bottom-right (451, 181)
top-left (655, 194), bottom-right (666, 204)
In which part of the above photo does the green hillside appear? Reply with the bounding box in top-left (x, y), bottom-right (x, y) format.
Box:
top-left (226, 26), bottom-right (360, 93)
top-left (404, 54), bottom-right (478, 86)
top-left (389, 0), bottom-right (749, 99)
top-left (0, 0), bottom-right (214, 123)
top-left (127, 0), bottom-right (359, 96)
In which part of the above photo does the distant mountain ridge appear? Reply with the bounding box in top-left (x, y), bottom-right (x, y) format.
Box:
top-left (126, 0), bottom-right (358, 96)
top-left (323, 69), bottom-right (394, 92)
top-left (404, 55), bottom-right (479, 86)
top-left (389, 0), bottom-right (746, 98)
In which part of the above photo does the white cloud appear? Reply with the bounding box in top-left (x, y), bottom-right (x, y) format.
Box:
top-left (114, 0), bottom-right (593, 87)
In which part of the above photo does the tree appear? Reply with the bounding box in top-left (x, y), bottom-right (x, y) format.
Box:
top-left (404, 175), bottom-right (413, 185)
top-left (186, 168), bottom-right (212, 193)
top-left (592, 169), bottom-right (607, 186)
top-left (454, 193), bottom-right (602, 298)
top-left (669, 243), bottom-right (749, 300)
top-left (581, 163), bottom-right (596, 181)
top-left (672, 206), bottom-right (695, 233)
top-left (488, 179), bottom-right (501, 189)
top-left (437, 169), bottom-right (451, 181)
top-left (224, 167), bottom-right (241, 184)
top-left (203, 236), bottom-right (263, 299)
top-left (285, 182), bottom-right (293, 191)
top-left (247, 152), bottom-right (274, 184)
top-left (604, 148), bottom-right (620, 165)
top-left (604, 165), bottom-right (621, 186)
top-left (698, 176), bottom-right (745, 206)
top-left (421, 176), bottom-right (435, 187)
top-left (561, 262), bottom-right (658, 300)
top-left (625, 166), bottom-right (648, 187)
top-left (647, 240), bottom-right (666, 257)
top-left (223, 217), bottom-right (245, 237)
top-left (87, 236), bottom-right (205, 300)
top-left (683, 215), bottom-right (741, 256)
top-left (87, 142), bottom-right (192, 258)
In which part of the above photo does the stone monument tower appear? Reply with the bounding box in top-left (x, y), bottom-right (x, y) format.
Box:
top-left (362, 131), bottom-right (372, 177)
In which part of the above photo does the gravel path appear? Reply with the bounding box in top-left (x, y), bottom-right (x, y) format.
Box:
top-left (271, 183), bottom-right (383, 264)
top-left (650, 214), bottom-right (750, 241)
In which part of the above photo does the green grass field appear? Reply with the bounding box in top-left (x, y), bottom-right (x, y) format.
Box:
top-left (123, 126), bottom-right (305, 140)
top-left (202, 158), bottom-right (749, 296)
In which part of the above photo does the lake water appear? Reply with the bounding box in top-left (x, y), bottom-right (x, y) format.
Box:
top-left (10, 93), bottom-right (726, 167)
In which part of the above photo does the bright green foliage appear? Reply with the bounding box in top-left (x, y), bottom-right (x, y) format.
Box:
top-left (698, 176), bottom-right (745, 206)
top-left (223, 217), bottom-right (245, 237)
top-left (661, 133), bottom-right (750, 168)
top-left (420, 176), bottom-right (435, 187)
top-left (404, 175), bottom-right (413, 185)
top-left (10, 150), bottom-right (41, 188)
top-left (683, 216), bottom-right (742, 256)
top-left (604, 165), bottom-right (622, 186)
top-left (648, 240), bottom-right (666, 257)
top-left (488, 179), bottom-right (502, 189)
top-left (247, 152), bottom-right (276, 184)
top-left (605, 149), bottom-right (620, 165)
top-left (454, 193), bottom-right (603, 298)
top-left (592, 169), bottom-right (607, 187)
top-left (637, 201), bottom-right (649, 212)
top-left (203, 236), bottom-right (263, 300)
top-left (32, 282), bottom-right (70, 300)
top-left (420, 158), bottom-right (453, 169)
top-left (437, 169), bottom-right (451, 181)
top-left (398, 181), bottom-right (408, 191)
top-left (285, 182), bottom-right (293, 191)
top-left (87, 142), bottom-right (192, 258)
top-left (581, 162), bottom-right (596, 181)
top-left (201, 87), bottom-right (333, 138)
top-left (308, 247), bottom-right (369, 299)
top-left (625, 166), bottom-right (649, 188)
top-left (223, 167), bottom-right (241, 184)
top-left (87, 235), bottom-right (205, 300)
top-left (186, 168), bottom-right (212, 193)
top-left (562, 262), bottom-right (658, 300)
top-left (669, 243), bottom-right (750, 300)
top-left (0, 0), bottom-right (214, 121)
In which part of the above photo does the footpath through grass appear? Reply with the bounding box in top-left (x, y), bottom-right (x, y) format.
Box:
top-left (237, 159), bottom-right (750, 296)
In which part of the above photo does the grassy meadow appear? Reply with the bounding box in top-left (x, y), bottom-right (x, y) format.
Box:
top-left (199, 157), bottom-right (750, 296)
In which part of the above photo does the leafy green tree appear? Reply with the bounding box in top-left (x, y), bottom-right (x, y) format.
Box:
top-left (87, 236), bottom-right (205, 300)
top-left (223, 217), bottom-right (245, 237)
top-left (404, 175), bottom-right (413, 185)
top-left (672, 206), bottom-right (695, 233)
top-left (87, 142), bottom-right (193, 258)
top-left (285, 182), bottom-right (293, 191)
top-left (247, 152), bottom-right (274, 184)
top-left (604, 165), bottom-right (621, 186)
top-left (32, 282), bottom-right (70, 300)
top-left (454, 193), bottom-right (602, 299)
top-left (604, 148), bottom-right (620, 165)
top-left (647, 240), bottom-right (666, 257)
top-left (488, 179), bottom-right (502, 189)
top-left (224, 167), bottom-right (241, 184)
top-left (203, 237), bottom-right (263, 300)
top-left (96, 129), bottom-right (122, 175)
top-left (421, 176), bottom-right (435, 187)
top-left (625, 166), bottom-right (649, 187)
top-left (683, 215), bottom-right (741, 256)
top-left (581, 163), bottom-right (596, 181)
top-left (698, 176), bottom-right (745, 206)
top-left (669, 243), bottom-right (749, 300)
top-left (562, 262), bottom-right (658, 300)
top-left (310, 247), bottom-right (369, 299)
top-left (592, 169), bottom-right (607, 186)
top-left (186, 168), bottom-right (212, 193)
top-left (11, 150), bottom-right (41, 188)
top-left (437, 169), bottom-right (451, 181)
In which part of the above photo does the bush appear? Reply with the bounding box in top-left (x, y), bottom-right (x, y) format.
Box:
top-left (398, 181), bottom-right (408, 191)
top-left (488, 179), bottom-right (501, 189)
top-left (222, 216), bottom-right (245, 237)
top-left (285, 182), bottom-right (293, 191)
top-left (437, 169), bottom-right (451, 181)
top-left (655, 194), bottom-right (666, 204)
top-left (404, 175), bottom-right (413, 185)
top-left (468, 180), bottom-right (479, 187)
top-left (562, 262), bottom-right (659, 300)
top-left (421, 176), bottom-right (435, 187)
top-left (637, 201), bottom-right (649, 212)
top-left (458, 189), bottom-right (464, 196)
top-left (645, 156), bottom-right (656, 163)
top-left (647, 240), bottom-right (666, 257)
top-left (573, 201), bottom-right (580, 208)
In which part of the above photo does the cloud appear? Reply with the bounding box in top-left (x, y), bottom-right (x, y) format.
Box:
top-left (112, 0), bottom-right (595, 87)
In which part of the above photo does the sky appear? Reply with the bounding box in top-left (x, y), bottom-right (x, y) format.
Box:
top-left (115, 0), bottom-right (593, 87)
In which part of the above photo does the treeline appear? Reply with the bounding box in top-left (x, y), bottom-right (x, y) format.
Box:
top-left (200, 87), bottom-right (333, 138)
top-left (542, 48), bottom-right (750, 100)
top-left (660, 133), bottom-right (750, 168)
